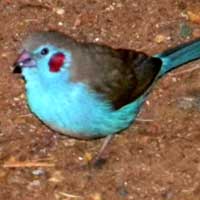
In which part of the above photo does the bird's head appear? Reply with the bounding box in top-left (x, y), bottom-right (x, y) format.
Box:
top-left (13, 32), bottom-right (73, 85)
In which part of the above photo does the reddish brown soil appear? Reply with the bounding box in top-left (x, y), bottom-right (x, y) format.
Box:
top-left (0, 0), bottom-right (200, 199)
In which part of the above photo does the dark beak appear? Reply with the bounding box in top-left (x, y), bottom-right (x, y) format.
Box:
top-left (13, 50), bottom-right (36, 73)
top-left (13, 63), bottom-right (22, 73)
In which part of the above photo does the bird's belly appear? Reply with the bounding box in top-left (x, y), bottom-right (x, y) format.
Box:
top-left (25, 83), bottom-right (144, 139)
top-left (26, 92), bottom-right (94, 138)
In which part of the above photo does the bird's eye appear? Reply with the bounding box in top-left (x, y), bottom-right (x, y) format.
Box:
top-left (40, 48), bottom-right (49, 55)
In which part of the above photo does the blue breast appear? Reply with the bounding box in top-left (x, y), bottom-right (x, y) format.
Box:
top-left (25, 77), bottom-right (146, 138)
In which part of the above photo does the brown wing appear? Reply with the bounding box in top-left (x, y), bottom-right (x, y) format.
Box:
top-left (70, 42), bottom-right (162, 109)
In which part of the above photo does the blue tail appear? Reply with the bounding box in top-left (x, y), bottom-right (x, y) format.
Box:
top-left (154, 39), bottom-right (200, 77)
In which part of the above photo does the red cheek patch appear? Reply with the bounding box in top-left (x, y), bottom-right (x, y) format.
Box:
top-left (49, 53), bottom-right (65, 72)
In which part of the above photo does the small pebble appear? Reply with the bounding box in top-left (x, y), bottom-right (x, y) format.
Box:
top-left (58, 21), bottom-right (63, 26)
top-left (90, 193), bottom-right (102, 200)
top-left (32, 168), bottom-right (45, 176)
top-left (155, 24), bottom-right (160, 28)
top-left (55, 8), bottom-right (65, 15)
top-left (105, 5), bottom-right (115, 11)
top-left (146, 100), bottom-right (150, 106)
top-left (78, 156), bottom-right (83, 161)
top-left (20, 93), bottom-right (25, 99)
top-left (94, 38), bottom-right (100, 42)
top-left (154, 34), bottom-right (167, 43)
top-left (13, 97), bottom-right (20, 102)
top-left (171, 77), bottom-right (177, 82)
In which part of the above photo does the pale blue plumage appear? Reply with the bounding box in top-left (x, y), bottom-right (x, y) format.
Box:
top-left (25, 58), bottom-right (145, 138)
top-left (20, 43), bottom-right (146, 138)
top-left (14, 35), bottom-right (200, 139)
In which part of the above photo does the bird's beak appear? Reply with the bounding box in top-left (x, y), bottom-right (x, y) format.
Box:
top-left (13, 50), bottom-right (36, 73)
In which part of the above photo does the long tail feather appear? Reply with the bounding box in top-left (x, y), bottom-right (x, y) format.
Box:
top-left (155, 39), bottom-right (200, 76)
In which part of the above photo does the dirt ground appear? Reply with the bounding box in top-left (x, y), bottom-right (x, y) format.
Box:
top-left (0, 0), bottom-right (200, 199)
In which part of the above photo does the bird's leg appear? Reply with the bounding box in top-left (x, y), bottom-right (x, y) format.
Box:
top-left (91, 134), bottom-right (114, 167)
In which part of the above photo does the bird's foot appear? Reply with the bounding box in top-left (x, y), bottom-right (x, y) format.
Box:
top-left (90, 135), bottom-right (114, 168)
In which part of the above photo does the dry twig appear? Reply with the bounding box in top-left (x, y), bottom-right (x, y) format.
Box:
top-left (3, 160), bottom-right (55, 168)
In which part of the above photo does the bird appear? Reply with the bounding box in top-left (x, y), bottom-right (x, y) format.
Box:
top-left (13, 31), bottom-right (200, 159)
